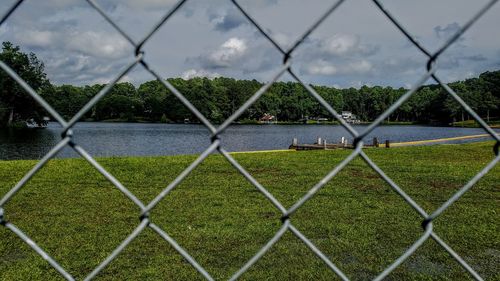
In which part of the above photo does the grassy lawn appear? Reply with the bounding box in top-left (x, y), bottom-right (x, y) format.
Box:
top-left (451, 119), bottom-right (500, 128)
top-left (0, 142), bottom-right (499, 280)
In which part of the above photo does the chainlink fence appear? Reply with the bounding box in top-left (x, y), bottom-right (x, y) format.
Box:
top-left (1, 0), bottom-right (500, 280)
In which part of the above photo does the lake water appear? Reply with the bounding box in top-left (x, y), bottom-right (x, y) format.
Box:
top-left (0, 122), bottom-right (497, 160)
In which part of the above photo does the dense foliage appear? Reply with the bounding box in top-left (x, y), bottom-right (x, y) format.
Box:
top-left (0, 42), bottom-right (50, 127)
top-left (41, 71), bottom-right (500, 125)
top-left (1, 42), bottom-right (499, 126)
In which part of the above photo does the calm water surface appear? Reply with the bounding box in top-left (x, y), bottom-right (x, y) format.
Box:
top-left (0, 122), bottom-right (497, 160)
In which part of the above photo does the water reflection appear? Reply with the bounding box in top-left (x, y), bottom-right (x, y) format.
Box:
top-left (0, 127), bottom-right (61, 160)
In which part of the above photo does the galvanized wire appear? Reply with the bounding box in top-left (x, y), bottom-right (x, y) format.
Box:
top-left (0, 0), bottom-right (499, 280)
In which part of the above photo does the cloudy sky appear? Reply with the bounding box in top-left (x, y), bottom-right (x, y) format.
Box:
top-left (1, 0), bottom-right (499, 88)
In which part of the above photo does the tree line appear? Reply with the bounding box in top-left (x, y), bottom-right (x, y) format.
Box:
top-left (1, 41), bottom-right (499, 127)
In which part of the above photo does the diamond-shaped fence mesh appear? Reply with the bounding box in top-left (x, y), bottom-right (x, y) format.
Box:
top-left (1, 0), bottom-right (499, 280)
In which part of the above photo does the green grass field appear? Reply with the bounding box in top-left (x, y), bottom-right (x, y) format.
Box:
top-left (451, 119), bottom-right (500, 128)
top-left (0, 142), bottom-right (499, 280)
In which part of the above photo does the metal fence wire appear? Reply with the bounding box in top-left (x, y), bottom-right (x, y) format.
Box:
top-left (1, 0), bottom-right (500, 280)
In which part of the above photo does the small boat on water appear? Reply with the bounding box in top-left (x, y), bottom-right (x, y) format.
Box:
top-left (25, 118), bottom-right (48, 129)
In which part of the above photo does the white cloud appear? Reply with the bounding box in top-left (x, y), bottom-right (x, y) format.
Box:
top-left (349, 80), bottom-right (372, 89)
top-left (181, 69), bottom-right (221, 80)
top-left (204, 37), bottom-right (248, 68)
top-left (66, 31), bottom-right (131, 59)
top-left (14, 28), bottom-right (130, 59)
top-left (272, 31), bottom-right (293, 49)
top-left (434, 22), bottom-right (461, 39)
top-left (43, 53), bottom-right (127, 85)
top-left (119, 75), bottom-right (134, 83)
top-left (320, 34), bottom-right (359, 56)
top-left (350, 81), bottom-right (363, 89)
top-left (315, 34), bottom-right (378, 57)
top-left (14, 30), bottom-right (53, 48)
top-left (304, 59), bottom-right (373, 76)
top-left (210, 11), bottom-right (246, 32)
top-left (346, 60), bottom-right (373, 74)
top-left (0, 25), bottom-right (8, 37)
top-left (305, 60), bottom-right (338, 75)
top-left (121, 0), bottom-right (180, 10)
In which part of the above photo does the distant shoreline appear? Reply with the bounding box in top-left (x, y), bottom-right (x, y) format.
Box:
top-left (6, 117), bottom-right (498, 129)
top-left (34, 119), bottom-right (499, 128)
top-left (54, 119), bottom-right (422, 126)
top-left (5, 119), bottom-right (499, 130)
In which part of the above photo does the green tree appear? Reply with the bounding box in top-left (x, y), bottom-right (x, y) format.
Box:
top-left (0, 42), bottom-right (49, 127)
top-left (94, 84), bottom-right (143, 122)
top-left (480, 91), bottom-right (498, 122)
top-left (42, 84), bottom-right (94, 119)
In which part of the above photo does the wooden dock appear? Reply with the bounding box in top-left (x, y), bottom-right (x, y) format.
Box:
top-left (289, 143), bottom-right (361, 150)
top-left (289, 137), bottom-right (380, 150)
top-left (289, 133), bottom-right (499, 150)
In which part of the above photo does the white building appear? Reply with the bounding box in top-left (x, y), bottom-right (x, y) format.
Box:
top-left (341, 111), bottom-right (353, 119)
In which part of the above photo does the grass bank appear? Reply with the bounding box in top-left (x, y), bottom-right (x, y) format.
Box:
top-left (451, 119), bottom-right (500, 128)
top-left (0, 142), bottom-right (499, 280)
